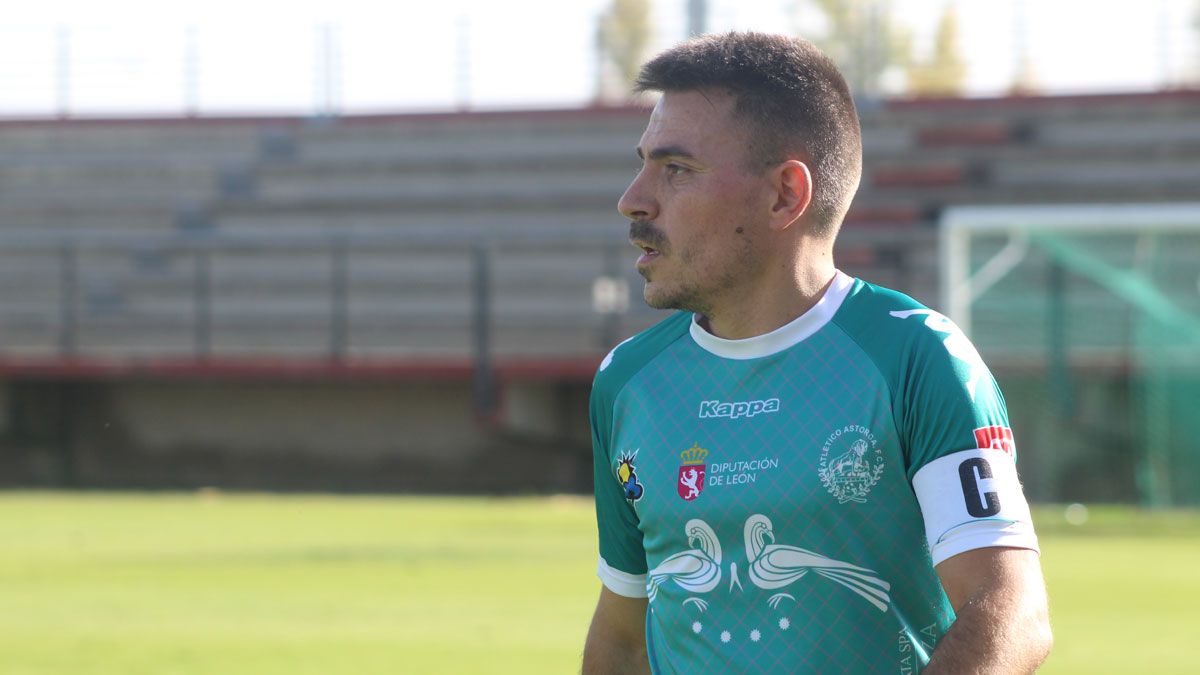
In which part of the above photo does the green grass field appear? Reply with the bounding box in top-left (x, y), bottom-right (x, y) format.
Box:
top-left (1, 492), bottom-right (1197, 674)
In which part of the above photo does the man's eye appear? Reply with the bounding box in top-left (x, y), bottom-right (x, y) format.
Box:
top-left (665, 164), bottom-right (688, 176)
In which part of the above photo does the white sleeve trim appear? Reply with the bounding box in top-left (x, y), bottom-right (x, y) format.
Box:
top-left (597, 557), bottom-right (648, 598)
top-left (912, 448), bottom-right (1040, 566)
top-left (926, 519), bottom-right (1041, 566)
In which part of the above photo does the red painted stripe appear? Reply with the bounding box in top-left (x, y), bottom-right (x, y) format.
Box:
top-left (886, 88), bottom-right (1200, 112)
top-left (7, 89), bottom-right (1195, 129)
top-left (0, 105), bottom-right (649, 130)
top-left (917, 124), bottom-right (1012, 147)
top-left (872, 163), bottom-right (967, 187)
top-left (0, 355), bottom-right (604, 382)
top-left (843, 204), bottom-right (924, 226)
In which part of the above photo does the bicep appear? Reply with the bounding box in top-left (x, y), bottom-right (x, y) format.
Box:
top-left (927, 547), bottom-right (1054, 672)
top-left (583, 587), bottom-right (649, 674)
top-left (935, 546), bottom-right (1047, 612)
top-left (588, 586), bottom-right (648, 645)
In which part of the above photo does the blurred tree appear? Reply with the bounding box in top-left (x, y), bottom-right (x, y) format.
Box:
top-left (1007, 51), bottom-right (1041, 96)
top-left (1191, 0), bottom-right (1200, 85)
top-left (1007, 0), bottom-right (1040, 95)
top-left (789, 0), bottom-right (913, 98)
top-left (595, 0), bottom-right (654, 103)
top-left (907, 2), bottom-right (967, 96)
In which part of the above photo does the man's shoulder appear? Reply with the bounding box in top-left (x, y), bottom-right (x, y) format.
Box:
top-left (833, 277), bottom-right (977, 379)
top-left (592, 311), bottom-right (692, 400)
top-left (834, 278), bottom-right (934, 342)
top-left (836, 277), bottom-right (996, 403)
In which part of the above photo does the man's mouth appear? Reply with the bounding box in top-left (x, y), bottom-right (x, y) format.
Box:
top-left (629, 221), bottom-right (666, 266)
top-left (634, 243), bottom-right (661, 266)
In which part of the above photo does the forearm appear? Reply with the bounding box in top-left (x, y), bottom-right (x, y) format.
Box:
top-left (582, 588), bottom-right (651, 675)
top-left (923, 583), bottom-right (1052, 674)
top-left (581, 638), bottom-right (650, 675)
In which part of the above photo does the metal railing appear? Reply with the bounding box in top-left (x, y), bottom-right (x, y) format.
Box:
top-left (0, 230), bottom-right (644, 363)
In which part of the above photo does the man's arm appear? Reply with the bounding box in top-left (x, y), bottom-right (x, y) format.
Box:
top-left (582, 586), bottom-right (650, 675)
top-left (924, 546), bottom-right (1052, 674)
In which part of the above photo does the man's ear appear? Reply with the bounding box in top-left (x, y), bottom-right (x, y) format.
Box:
top-left (769, 160), bottom-right (813, 232)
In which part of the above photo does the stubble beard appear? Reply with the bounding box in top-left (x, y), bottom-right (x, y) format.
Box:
top-left (630, 219), bottom-right (707, 313)
top-left (631, 219), bottom-right (761, 319)
top-left (641, 245), bottom-right (746, 319)
top-left (643, 277), bottom-right (711, 316)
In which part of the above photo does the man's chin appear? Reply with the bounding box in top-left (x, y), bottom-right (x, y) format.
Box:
top-left (643, 283), bottom-right (688, 311)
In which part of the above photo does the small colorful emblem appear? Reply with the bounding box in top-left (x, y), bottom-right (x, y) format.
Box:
top-left (616, 451), bottom-right (644, 503)
top-left (677, 443), bottom-right (709, 501)
top-left (974, 425), bottom-right (1015, 456)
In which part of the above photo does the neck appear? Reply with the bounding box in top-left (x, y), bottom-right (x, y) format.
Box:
top-left (699, 254), bottom-right (837, 341)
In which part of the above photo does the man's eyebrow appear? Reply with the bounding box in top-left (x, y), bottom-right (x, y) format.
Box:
top-left (635, 145), bottom-right (697, 161)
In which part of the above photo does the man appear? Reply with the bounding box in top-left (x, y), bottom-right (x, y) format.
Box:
top-left (582, 32), bottom-right (1052, 674)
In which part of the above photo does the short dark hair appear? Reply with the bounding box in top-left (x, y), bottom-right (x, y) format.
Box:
top-left (634, 32), bottom-right (862, 236)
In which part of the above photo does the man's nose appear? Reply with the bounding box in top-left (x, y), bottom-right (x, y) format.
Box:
top-left (618, 169), bottom-right (658, 223)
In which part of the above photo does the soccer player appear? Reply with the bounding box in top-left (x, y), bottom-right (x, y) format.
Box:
top-left (581, 33), bottom-right (1051, 674)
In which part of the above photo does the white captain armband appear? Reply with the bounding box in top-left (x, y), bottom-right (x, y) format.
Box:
top-left (911, 448), bottom-right (1040, 565)
top-left (597, 557), bottom-right (649, 598)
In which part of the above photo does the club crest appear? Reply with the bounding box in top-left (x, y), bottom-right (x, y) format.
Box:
top-left (818, 425), bottom-right (885, 504)
top-left (677, 443), bottom-right (709, 501)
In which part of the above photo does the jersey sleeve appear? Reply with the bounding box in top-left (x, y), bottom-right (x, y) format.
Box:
top-left (589, 336), bottom-right (653, 598)
top-left (587, 312), bottom-right (694, 596)
top-left (890, 309), bottom-right (1039, 565)
top-left (591, 382), bottom-right (649, 597)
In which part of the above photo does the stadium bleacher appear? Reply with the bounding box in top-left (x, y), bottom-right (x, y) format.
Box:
top-left (1, 89), bottom-right (1197, 491)
top-left (3, 92), bottom-right (1195, 361)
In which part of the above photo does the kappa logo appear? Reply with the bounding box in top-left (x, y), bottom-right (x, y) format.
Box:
top-left (699, 397), bottom-right (781, 420)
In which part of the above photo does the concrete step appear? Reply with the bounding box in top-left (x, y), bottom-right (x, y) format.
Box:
top-left (293, 132), bottom-right (636, 165)
top-left (874, 92), bottom-right (1200, 126)
top-left (293, 111), bottom-right (645, 141)
top-left (253, 167), bottom-right (632, 203)
top-left (213, 208), bottom-right (624, 236)
top-left (0, 123), bottom-right (263, 152)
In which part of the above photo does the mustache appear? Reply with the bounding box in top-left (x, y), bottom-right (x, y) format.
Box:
top-left (629, 220), bottom-right (668, 250)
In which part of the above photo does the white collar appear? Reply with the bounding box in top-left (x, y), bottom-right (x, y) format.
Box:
top-left (688, 270), bottom-right (854, 360)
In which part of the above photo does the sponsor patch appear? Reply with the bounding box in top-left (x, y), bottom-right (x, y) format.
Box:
top-left (615, 451), bottom-right (644, 503)
top-left (974, 425), bottom-right (1015, 455)
top-left (677, 444), bottom-right (708, 501)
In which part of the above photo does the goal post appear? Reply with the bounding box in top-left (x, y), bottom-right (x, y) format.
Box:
top-left (940, 203), bottom-right (1200, 507)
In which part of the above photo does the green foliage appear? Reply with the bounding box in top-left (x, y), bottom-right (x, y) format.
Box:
top-left (1193, 0), bottom-right (1200, 83)
top-left (596, 0), bottom-right (654, 100)
top-left (907, 2), bottom-right (967, 96)
top-left (0, 493), bottom-right (1197, 674)
top-left (790, 0), bottom-right (914, 96)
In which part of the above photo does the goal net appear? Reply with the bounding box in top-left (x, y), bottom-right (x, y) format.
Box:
top-left (941, 203), bottom-right (1200, 507)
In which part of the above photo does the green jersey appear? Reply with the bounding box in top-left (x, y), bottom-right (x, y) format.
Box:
top-left (590, 272), bottom-right (1038, 674)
